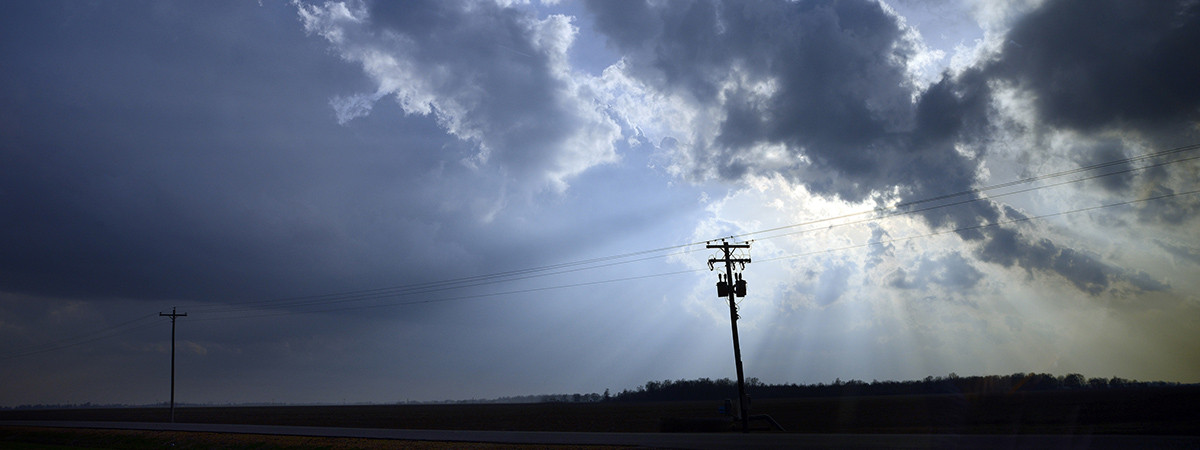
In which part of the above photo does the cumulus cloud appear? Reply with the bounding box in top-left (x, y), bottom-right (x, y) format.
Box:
top-left (586, 0), bottom-right (1198, 295)
top-left (988, 0), bottom-right (1200, 134)
top-left (586, 0), bottom-right (1000, 236)
top-left (297, 0), bottom-right (622, 192)
top-left (588, 0), bottom-right (937, 199)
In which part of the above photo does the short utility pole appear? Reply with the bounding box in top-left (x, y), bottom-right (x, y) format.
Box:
top-left (160, 307), bottom-right (187, 423)
top-left (708, 239), bottom-right (751, 432)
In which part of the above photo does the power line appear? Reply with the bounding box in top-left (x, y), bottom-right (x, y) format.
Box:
top-left (187, 246), bottom-right (711, 317)
top-left (194, 185), bottom-right (1200, 321)
top-left (6, 183), bottom-right (1193, 358)
top-left (190, 142), bottom-right (1199, 316)
top-left (750, 153), bottom-right (1200, 244)
top-left (188, 269), bottom-right (704, 321)
top-left (3, 143), bottom-right (1196, 357)
top-left (0, 314), bottom-right (161, 361)
top-left (729, 143), bottom-right (1200, 242)
top-left (757, 187), bottom-right (1200, 264)
top-left (185, 245), bottom-right (707, 316)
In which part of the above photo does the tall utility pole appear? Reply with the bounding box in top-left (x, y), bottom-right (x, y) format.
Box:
top-left (160, 307), bottom-right (187, 423)
top-left (708, 239), bottom-right (751, 432)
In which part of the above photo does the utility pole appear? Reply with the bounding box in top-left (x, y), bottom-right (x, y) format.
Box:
top-left (708, 239), bottom-right (751, 432)
top-left (160, 307), bottom-right (187, 423)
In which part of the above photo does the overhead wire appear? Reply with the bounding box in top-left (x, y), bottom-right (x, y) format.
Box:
top-left (188, 143), bottom-right (1199, 318)
top-left (195, 184), bottom-right (1200, 320)
top-left (5, 143), bottom-right (1197, 357)
top-left (7, 180), bottom-right (1195, 358)
top-left (751, 152), bottom-right (1200, 243)
top-left (727, 142), bottom-right (1200, 242)
top-left (189, 269), bottom-right (705, 321)
top-left (757, 187), bottom-right (1200, 264)
top-left (185, 240), bottom-right (707, 315)
top-left (190, 142), bottom-right (1200, 316)
top-left (190, 246), bottom-right (711, 317)
top-left (0, 313), bottom-right (163, 361)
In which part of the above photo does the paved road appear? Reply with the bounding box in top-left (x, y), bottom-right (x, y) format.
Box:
top-left (4, 420), bottom-right (1198, 449)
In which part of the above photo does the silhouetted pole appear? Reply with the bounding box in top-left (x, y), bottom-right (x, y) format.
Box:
top-left (708, 240), bottom-right (751, 432)
top-left (160, 307), bottom-right (187, 423)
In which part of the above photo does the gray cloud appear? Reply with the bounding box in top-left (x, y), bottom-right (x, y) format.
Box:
top-left (1156, 239), bottom-right (1200, 266)
top-left (991, 0), bottom-right (1200, 230)
top-left (865, 224), bottom-right (893, 270)
top-left (990, 0), bottom-right (1200, 134)
top-left (0, 1), bottom-right (574, 304)
top-left (976, 227), bottom-right (1122, 295)
top-left (587, 0), bottom-right (997, 230)
top-left (1, 1), bottom-right (725, 407)
top-left (886, 251), bottom-right (982, 291)
top-left (589, 0), bottom-right (938, 201)
top-left (986, 0), bottom-right (1200, 231)
top-left (1072, 140), bottom-right (1135, 193)
top-left (298, 0), bottom-right (621, 193)
top-left (1137, 181), bottom-right (1200, 226)
top-left (586, 0), bottom-right (1198, 295)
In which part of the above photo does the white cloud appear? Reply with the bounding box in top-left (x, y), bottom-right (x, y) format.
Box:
top-left (298, 0), bottom-right (621, 196)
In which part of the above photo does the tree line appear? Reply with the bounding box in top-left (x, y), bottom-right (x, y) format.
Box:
top-left (5, 373), bottom-right (1186, 409)
top-left (541, 373), bottom-right (1185, 404)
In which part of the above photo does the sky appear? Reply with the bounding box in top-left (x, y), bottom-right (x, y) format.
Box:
top-left (1, 0), bottom-right (1198, 406)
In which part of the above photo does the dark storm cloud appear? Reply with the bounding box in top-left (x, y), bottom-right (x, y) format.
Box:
top-left (987, 0), bottom-right (1200, 231)
top-left (586, 0), bottom-right (1195, 295)
top-left (589, 0), bottom-right (937, 201)
top-left (0, 1), bottom-right (496, 303)
top-left (990, 0), bottom-right (1200, 133)
top-left (586, 0), bottom-right (997, 226)
top-left (998, 0), bottom-right (1200, 238)
top-left (587, 0), bottom-right (999, 250)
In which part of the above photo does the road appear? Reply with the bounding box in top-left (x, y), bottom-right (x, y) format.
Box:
top-left (4, 420), bottom-right (1199, 449)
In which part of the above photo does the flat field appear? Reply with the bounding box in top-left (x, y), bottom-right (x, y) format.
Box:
top-left (0, 426), bottom-right (546, 450)
top-left (3, 386), bottom-right (1198, 435)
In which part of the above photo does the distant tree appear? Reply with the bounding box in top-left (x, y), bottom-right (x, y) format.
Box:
top-left (1063, 373), bottom-right (1085, 389)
